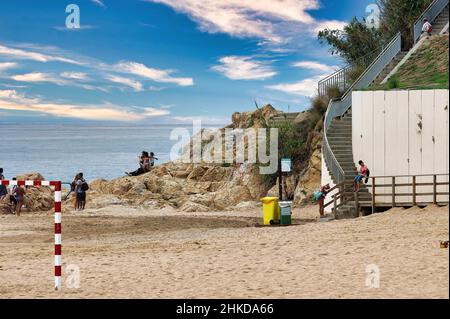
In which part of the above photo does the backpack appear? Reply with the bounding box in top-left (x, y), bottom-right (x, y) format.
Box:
top-left (81, 182), bottom-right (89, 191)
top-left (313, 191), bottom-right (323, 201)
top-left (428, 25), bottom-right (433, 33)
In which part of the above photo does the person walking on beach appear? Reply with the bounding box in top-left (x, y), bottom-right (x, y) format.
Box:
top-left (317, 184), bottom-right (330, 217)
top-left (354, 160), bottom-right (369, 192)
top-left (0, 168), bottom-right (7, 200)
top-left (73, 173), bottom-right (88, 211)
top-left (126, 151), bottom-right (150, 176)
top-left (12, 183), bottom-right (25, 216)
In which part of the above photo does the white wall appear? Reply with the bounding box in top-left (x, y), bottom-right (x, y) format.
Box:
top-left (352, 89), bottom-right (449, 204)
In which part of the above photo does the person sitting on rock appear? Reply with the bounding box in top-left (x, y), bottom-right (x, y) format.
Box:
top-left (149, 152), bottom-right (158, 168)
top-left (125, 151), bottom-right (150, 176)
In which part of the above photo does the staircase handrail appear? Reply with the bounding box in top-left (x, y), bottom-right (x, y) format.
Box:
top-left (413, 0), bottom-right (449, 44)
top-left (323, 32), bottom-right (402, 184)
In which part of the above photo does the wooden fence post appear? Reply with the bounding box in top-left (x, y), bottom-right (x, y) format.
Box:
top-left (433, 174), bottom-right (437, 205)
top-left (412, 175), bottom-right (416, 206)
top-left (392, 176), bottom-right (396, 207)
top-left (333, 194), bottom-right (337, 217)
top-left (371, 177), bottom-right (376, 215)
top-left (354, 191), bottom-right (359, 217)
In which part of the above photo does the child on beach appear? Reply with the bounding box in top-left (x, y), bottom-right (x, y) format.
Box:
top-left (12, 182), bottom-right (25, 216)
top-left (316, 184), bottom-right (330, 217)
top-left (354, 160), bottom-right (369, 192)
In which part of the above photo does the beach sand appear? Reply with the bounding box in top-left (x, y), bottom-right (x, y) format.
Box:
top-left (0, 205), bottom-right (448, 298)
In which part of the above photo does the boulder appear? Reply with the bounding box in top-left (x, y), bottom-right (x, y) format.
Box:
top-left (179, 201), bottom-right (210, 212)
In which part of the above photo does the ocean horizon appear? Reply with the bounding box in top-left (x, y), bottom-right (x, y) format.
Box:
top-left (0, 123), bottom-right (223, 183)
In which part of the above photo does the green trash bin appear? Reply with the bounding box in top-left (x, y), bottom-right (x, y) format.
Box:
top-left (279, 201), bottom-right (292, 225)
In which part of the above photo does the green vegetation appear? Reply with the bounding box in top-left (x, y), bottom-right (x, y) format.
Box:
top-left (374, 35), bottom-right (449, 90)
top-left (317, 0), bottom-right (434, 65)
top-left (318, 18), bottom-right (383, 66)
top-left (378, 0), bottom-right (433, 49)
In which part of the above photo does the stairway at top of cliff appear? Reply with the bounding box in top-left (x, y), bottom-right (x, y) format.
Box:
top-left (432, 3), bottom-right (449, 34)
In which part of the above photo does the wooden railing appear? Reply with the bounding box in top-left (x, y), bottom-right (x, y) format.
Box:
top-left (366, 173), bottom-right (449, 210)
top-left (324, 173), bottom-right (449, 217)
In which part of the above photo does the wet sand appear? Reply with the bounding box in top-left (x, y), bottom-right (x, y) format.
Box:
top-left (0, 205), bottom-right (448, 298)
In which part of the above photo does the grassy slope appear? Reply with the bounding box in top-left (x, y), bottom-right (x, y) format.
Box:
top-left (377, 34), bottom-right (449, 90)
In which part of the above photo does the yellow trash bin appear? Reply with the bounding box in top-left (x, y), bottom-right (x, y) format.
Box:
top-left (260, 197), bottom-right (280, 225)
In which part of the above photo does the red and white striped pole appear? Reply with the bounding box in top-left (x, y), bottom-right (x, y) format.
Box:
top-left (51, 181), bottom-right (62, 290)
top-left (0, 179), bottom-right (62, 290)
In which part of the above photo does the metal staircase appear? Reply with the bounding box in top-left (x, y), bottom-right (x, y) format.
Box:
top-left (322, 0), bottom-right (449, 218)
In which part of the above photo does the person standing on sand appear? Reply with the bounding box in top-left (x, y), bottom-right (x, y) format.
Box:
top-left (73, 173), bottom-right (88, 211)
top-left (317, 184), bottom-right (330, 217)
top-left (12, 184), bottom-right (25, 216)
top-left (0, 168), bottom-right (7, 200)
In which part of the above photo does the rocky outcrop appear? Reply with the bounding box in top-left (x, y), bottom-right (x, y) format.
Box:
top-left (4, 104), bottom-right (323, 213)
top-left (0, 173), bottom-right (54, 214)
top-left (88, 161), bottom-right (270, 211)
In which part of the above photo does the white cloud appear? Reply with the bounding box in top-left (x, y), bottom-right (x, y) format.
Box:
top-left (171, 115), bottom-right (229, 125)
top-left (105, 74), bottom-right (143, 91)
top-left (11, 72), bottom-right (68, 85)
top-left (0, 44), bottom-right (80, 64)
top-left (148, 85), bottom-right (165, 91)
top-left (91, 0), bottom-right (106, 7)
top-left (0, 62), bottom-right (18, 71)
top-left (53, 25), bottom-right (97, 32)
top-left (0, 90), bottom-right (170, 122)
top-left (145, 0), bottom-right (319, 44)
top-left (266, 75), bottom-right (322, 97)
top-left (114, 61), bottom-right (194, 86)
top-left (60, 72), bottom-right (89, 80)
top-left (143, 107), bottom-right (171, 117)
top-left (291, 61), bottom-right (338, 73)
top-left (145, 0), bottom-right (347, 47)
top-left (312, 19), bottom-right (347, 34)
top-left (212, 56), bottom-right (277, 80)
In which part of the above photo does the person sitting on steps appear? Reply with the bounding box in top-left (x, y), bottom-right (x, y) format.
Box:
top-left (354, 160), bottom-right (369, 192)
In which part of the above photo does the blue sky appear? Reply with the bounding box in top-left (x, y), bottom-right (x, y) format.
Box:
top-left (0, 0), bottom-right (373, 124)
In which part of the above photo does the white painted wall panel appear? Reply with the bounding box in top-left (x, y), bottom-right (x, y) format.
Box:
top-left (352, 91), bottom-right (363, 166)
top-left (362, 91), bottom-right (374, 173)
top-left (434, 90), bottom-right (449, 202)
top-left (408, 90), bottom-right (422, 177)
top-left (396, 91), bottom-right (411, 203)
top-left (419, 90), bottom-right (435, 203)
top-left (384, 91), bottom-right (398, 203)
top-left (372, 91), bottom-right (387, 202)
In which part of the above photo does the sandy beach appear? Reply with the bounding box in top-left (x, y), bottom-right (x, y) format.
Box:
top-left (0, 204), bottom-right (448, 299)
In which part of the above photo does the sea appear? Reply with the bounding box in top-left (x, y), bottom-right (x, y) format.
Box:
top-left (0, 123), bottom-right (220, 183)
